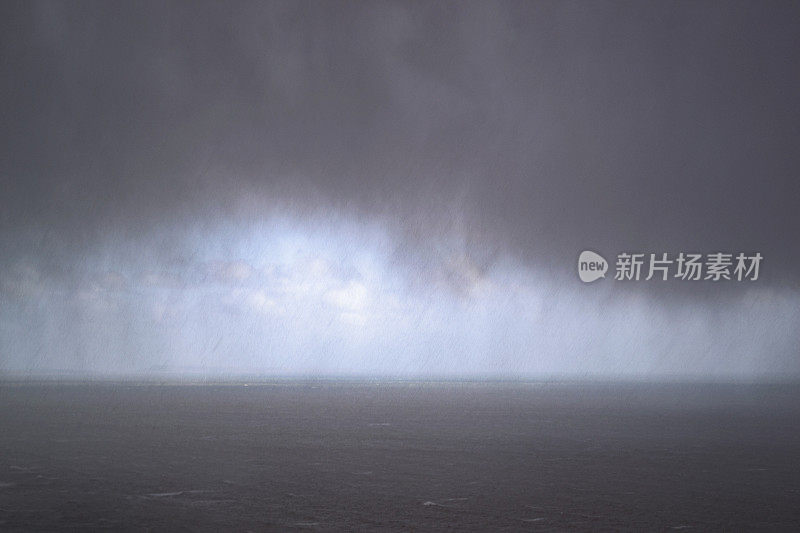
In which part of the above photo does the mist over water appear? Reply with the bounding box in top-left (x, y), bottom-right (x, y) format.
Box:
top-left (2, 206), bottom-right (797, 379)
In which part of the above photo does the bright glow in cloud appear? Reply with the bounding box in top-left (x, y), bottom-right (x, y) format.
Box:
top-left (1, 212), bottom-right (798, 380)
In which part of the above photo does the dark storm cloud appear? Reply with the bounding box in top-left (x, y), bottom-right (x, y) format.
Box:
top-left (1, 1), bottom-right (799, 377)
top-left (2, 0), bottom-right (799, 278)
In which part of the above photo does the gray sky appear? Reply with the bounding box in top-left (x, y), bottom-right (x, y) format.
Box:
top-left (1, 1), bottom-right (799, 378)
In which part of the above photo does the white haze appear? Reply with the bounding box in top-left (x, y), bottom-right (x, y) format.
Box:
top-left (1, 207), bottom-right (797, 380)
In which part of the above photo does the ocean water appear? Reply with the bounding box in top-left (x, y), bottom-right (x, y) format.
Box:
top-left (1, 381), bottom-right (799, 531)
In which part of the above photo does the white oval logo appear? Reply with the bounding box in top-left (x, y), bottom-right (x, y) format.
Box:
top-left (578, 251), bottom-right (608, 282)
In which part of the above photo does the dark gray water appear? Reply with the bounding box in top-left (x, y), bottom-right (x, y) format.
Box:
top-left (1, 381), bottom-right (799, 531)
